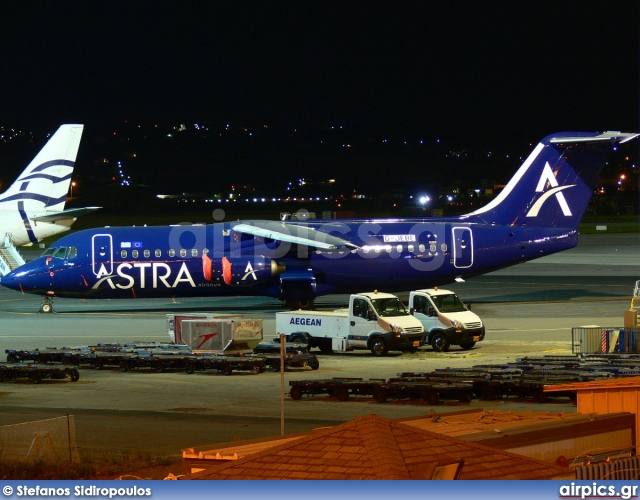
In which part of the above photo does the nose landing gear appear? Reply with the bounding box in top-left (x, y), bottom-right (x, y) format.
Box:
top-left (40, 295), bottom-right (54, 314)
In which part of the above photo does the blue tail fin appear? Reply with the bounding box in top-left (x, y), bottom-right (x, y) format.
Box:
top-left (465, 131), bottom-right (639, 228)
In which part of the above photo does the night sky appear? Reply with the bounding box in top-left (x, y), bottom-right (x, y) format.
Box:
top-left (3, 1), bottom-right (638, 147)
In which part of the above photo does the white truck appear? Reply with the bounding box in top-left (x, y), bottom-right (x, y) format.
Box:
top-left (275, 291), bottom-right (425, 356)
top-left (408, 288), bottom-right (485, 352)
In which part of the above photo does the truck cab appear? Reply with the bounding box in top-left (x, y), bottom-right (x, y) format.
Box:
top-left (409, 288), bottom-right (485, 352)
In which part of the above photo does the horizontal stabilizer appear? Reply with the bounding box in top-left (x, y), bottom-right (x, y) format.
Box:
top-left (548, 131), bottom-right (640, 144)
top-left (31, 207), bottom-right (101, 223)
top-left (233, 221), bottom-right (360, 250)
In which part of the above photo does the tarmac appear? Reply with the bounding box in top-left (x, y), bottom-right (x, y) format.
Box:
top-left (0, 232), bottom-right (638, 457)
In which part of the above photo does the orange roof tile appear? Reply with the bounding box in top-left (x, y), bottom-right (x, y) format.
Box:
top-left (184, 414), bottom-right (570, 480)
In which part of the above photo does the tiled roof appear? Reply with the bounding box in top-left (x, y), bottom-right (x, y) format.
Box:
top-left (545, 375), bottom-right (640, 392)
top-left (185, 414), bottom-right (570, 480)
top-left (398, 409), bottom-right (593, 439)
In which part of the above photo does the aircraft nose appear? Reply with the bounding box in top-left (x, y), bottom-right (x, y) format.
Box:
top-left (0, 268), bottom-right (25, 291)
top-left (0, 261), bottom-right (49, 292)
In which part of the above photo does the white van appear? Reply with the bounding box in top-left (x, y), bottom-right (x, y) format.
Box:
top-left (409, 288), bottom-right (485, 352)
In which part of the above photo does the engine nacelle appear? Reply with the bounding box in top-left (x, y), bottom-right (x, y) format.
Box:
top-left (202, 254), bottom-right (284, 286)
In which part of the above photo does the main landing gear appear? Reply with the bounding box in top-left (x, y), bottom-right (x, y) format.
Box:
top-left (40, 295), bottom-right (54, 314)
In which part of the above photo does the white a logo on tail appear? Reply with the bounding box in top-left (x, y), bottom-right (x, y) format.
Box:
top-left (526, 162), bottom-right (575, 217)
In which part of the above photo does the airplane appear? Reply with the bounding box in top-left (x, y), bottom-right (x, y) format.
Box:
top-left (0, 124), bottom-right (99, 247)
top-left (1, 130), bottom-right (637, 313)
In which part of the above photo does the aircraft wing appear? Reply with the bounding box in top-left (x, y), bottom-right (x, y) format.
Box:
top-left (31, 206), bottom-right (101, 223)
top-left (232, 220), bottom-right (360, 250)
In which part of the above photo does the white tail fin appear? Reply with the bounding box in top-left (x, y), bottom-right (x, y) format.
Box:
top-left (0, 124), bottom-right (84, 211)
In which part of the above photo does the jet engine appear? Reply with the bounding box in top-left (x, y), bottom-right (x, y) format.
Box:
top-left (202, 254), bottom-right (285, 286)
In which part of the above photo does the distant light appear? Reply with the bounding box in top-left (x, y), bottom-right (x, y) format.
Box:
top-left (418, 195), bottom-right (430, 205)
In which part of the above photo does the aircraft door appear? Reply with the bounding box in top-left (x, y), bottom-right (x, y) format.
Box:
top-left (92, 234), bottom-right (114, 277)
top-left (452, 227), bottom-right (473, 268)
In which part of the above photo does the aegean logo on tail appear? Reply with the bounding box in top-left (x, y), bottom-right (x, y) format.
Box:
top-left (526, 162), bottom-right (575, 217)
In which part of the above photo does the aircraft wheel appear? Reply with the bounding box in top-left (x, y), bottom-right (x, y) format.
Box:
top-left (40, 302), bottom-right (53, 314)
top-left (431, 332), bottom-right (450, 352)
top-left (370, 338), bottom-right (388, 356)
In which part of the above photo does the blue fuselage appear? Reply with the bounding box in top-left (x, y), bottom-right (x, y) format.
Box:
top-left (1, 219), bottom-right (577, 301)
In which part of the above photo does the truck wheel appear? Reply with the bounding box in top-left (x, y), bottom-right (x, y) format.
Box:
top-left (67, 369), bottom-right (80, 382)
top-left (319, 338), bottom-right (333, 354)
top-left (289, 386), bottom-right (303, 400)
top-left (185, 362), bottom-right (195, 374)
top-left (93, 359), bottom-right (104, 370)
top-left (29, 371), bottom-right (42, 384)
top-left (290, 333), bottom-right (311, 351)
top-left (154, 361), bottom-right (165, 373)
top-left (370, 338), bottom-right (388, 356)
top-left (430, 332), bottom-right (450, 352)
top-left (119, 360), bottom-right (129, 372)
top-left (221, 365), bottom-right (232, 376)
top-left (459, 341), bottom-right (476, 350)
top-left (308, 357), bottom-right (320, 370)
top-left (6, 353), bottom-right (16, 363)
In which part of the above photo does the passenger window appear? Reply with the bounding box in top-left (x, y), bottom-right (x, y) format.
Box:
top-left (419, 244), bottom-right (426, 252)
top-left (396, 245), bottom-right (403, 253)
top-left (180, 249), bottom-right (187, 258)
top-left (155, 249), bottom-right (161, 257)
top-left (144, 250), bottom-right (150, 258)
top-left (132, 250), bottom-right (138, 258)
top-left (408, 245), bottom-right (414, 253)
top-left (191, 249), bottom-right (198, 257)
top-left (121, 250), bottom-right (127, 258)
top-left (168, 249), bottom-right (176, 257)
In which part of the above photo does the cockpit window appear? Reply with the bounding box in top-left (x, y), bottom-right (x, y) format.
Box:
top-left (53, 247), bottom-right (67, 259)
top-left (42, 247), bottom-right (56, 257)
top-left (66, 246), bottom-right (77, 259)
